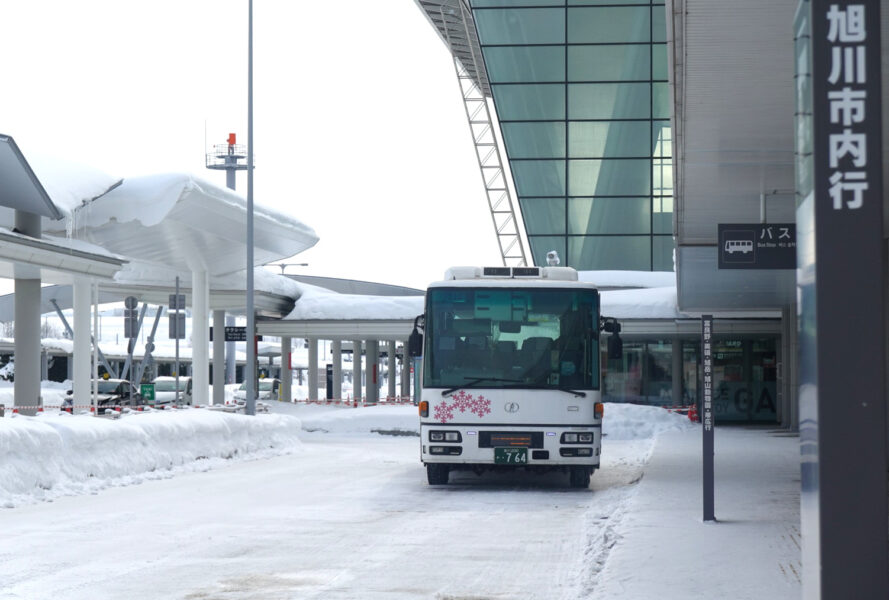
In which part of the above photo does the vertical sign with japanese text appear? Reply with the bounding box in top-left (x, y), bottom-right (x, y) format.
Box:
top-left (804, 0), bottom-right (887, 596)
top-left (701, 314), bottom-right (714, 521)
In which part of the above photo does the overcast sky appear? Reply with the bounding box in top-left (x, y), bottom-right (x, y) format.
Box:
top-left (0, 0), bottom-right (505, 292)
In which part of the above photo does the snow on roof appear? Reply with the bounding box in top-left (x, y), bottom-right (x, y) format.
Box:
top-left (283, 283), bottom-right (424, 321)
top-left (44, 173), bottom-right (318, 276)
top-left (28, 153), bottom-right (122, 218)
top-left (600, 286), bottom-right (685, 320)
top-left (111, 259), bottom-right (304, 299)
top-left (577, 270), bottom-right (676, 289)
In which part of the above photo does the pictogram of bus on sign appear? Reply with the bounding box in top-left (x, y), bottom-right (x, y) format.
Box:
top-left (724, 239), bottom-right (753, 254)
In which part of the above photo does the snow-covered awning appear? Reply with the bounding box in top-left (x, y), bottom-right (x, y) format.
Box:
top-left (45, 173), bottom-right (319, 277)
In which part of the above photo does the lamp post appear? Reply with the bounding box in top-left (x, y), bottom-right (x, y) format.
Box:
top-left (246, 0), bottom-right (256, 416)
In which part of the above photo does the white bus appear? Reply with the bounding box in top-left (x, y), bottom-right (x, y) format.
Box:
top-left (409, 266), bottom-right (621, 487)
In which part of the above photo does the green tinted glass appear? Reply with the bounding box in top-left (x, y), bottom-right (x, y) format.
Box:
top-left (492, 84), bottom-right (565, 120)
top-left (652, 44), bottom-right (668, 80)
top-left (652, 82), bottom-right (670, 118)
top-left (569, 121), bottom-right (651, 158)
top-left (567, 7), bottom-right (650, 43)
top-left (511, 160), bottom-right (567, 196)
top-left (652, 5), bottom-right (667, 43)
top-left (653, 235), bottom-right (675, 270)
top-left (521, 198), bottom-right (566, 234)
top-left (483, 46), bottom-right (565, 83)
top-left (474, 8), bottom-right (565, 44)
top-left (568, 45), bottom-right (650, 82)
top-left (652, 196), bottom-right (674, 234)
top-left (569, 83), bottom-right (651, 119)
top-left (568, 197), bottom-right (651, 234)
top-left (569, 159), bottom-right (651, 196)
top-left (569, 235), bottom-right (652, 270)
top-left (502, 122), bottom-right (566, 158)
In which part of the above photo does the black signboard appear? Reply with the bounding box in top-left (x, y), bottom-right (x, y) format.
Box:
top-left (208, 326), bottom-right (263, 342)
top-left (168, 294), bottom-right (186, 310)
top-left (717, 223), bottom-right (796, 269)
top-left (801, 1), bottom-right (887, 596)
top-left (701, 314), bottom-right (714, 521)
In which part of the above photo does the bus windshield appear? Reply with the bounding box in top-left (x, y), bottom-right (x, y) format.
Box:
top-left (423, 287), bottom-right (600, 390)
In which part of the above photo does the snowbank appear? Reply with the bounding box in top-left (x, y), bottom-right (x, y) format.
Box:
top-left (602, 402), bottom-right (695, 440)
top-left (0, 410), bottom-right (301, 508)
top-left (0, 400), bottom-right (693, 508)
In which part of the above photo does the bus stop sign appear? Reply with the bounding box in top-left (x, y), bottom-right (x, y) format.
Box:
top-left (717, 223), bottom-right (796, 269)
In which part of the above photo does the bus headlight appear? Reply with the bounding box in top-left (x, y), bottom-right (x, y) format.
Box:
top-left (430, 430), bottom-right (462, 443)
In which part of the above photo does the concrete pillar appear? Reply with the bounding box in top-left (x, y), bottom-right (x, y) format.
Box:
top-left (71, 278), bottom-right (91, 400)
top-left (366, 340), bottom-right (379, 404)
top-left (387, 340), bottom-right (397, 401)
top-left (332, 340), bottom-right (342, 400)
top-left (352, 340), bottom-right (362, 401)
top-left (401, 341), bottom-right (411, 399)
top-left (212, 310), bottom-right (225, 406)
top-left (191, 270), bottom-right (209, 406)
top-left (40, 349), bottom-right (48, 381)
top-left (14, 277), bottom-right (41, 414)
top-left (307, 338), bottom-right (318, 401)
top-left (14, 211), bottom-right (41, 414)
top-left (281, 336), bottom-right (292, 402)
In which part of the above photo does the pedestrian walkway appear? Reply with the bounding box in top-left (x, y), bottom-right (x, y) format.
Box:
top-left (592, 427), bottom-right (801, 600)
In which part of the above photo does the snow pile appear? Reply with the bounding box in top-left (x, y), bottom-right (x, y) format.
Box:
top-left (293, 403), bottom-right (419, 435)
top-left (0, 410), bottom-right (301, 508)
top-left (602, 402), bottom-right (695, 440)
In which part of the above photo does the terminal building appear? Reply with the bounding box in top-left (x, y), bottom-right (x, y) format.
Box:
top-left (413, 1), bottom-right (888, 595)
top-left (414, 0), bottom-right (792, 427)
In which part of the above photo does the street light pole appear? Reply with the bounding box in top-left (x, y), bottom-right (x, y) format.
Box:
top-left (246, 0), bottom-right (256, 416)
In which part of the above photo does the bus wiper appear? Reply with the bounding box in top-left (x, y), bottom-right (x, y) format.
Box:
top-left (556, 387), bottom-right (587, 398)
top-left (441, 376), bottom-right (523, 397)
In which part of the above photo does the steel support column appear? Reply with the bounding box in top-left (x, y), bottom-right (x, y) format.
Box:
top-left (192, 270), bottom-right (210, 406)
top-left (212, 310), bottom-right (225, 406)
top-left (307, 339), bottom-right (318, 401)
top-left (352, 340), bottom-right (362, 401)
top-left (387, 340), bottom-right (397, 400)
top-left (73, 277), bottom-right (92, 405)
top-left (281, 336), bottom-right (291, 402)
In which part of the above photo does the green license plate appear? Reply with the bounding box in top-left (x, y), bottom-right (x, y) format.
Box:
top-left (494, 447), bottom-right (528, 465)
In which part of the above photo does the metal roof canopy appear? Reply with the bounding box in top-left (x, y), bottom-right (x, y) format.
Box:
top-left (0, 135), bottom-right (63, 220)
top-left (669, 0), bottom-right (798, 311)
top-left (0, 282), bottom-right (295, 322)
top-left (415, 0), bottom-right (490, 96)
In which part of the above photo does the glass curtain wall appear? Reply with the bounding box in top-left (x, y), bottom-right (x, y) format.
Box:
top-left (602, 337), bottom-right (779, 423)
top-left (470, 0), bottom-right (674, 271)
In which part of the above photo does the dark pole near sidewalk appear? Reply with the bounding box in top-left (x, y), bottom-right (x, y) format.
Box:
top-left (701, 314), bottom-right (714, 521)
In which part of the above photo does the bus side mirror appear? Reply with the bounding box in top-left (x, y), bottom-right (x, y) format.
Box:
top-left (408, 329), bottom-right (423, 358)
top-left (607, 333), bottom-right (623, 360)
top-left (408, 314), bottom-right (425, 358)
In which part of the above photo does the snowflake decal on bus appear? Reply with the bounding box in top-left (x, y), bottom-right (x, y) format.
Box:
top-left (433, 390), bottom-right (491, 423)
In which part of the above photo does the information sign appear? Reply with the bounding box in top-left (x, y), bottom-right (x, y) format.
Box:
top-left (717, 223), bottom-right (796, 269)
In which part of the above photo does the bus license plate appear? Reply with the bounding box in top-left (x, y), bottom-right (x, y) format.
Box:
top-left (495, 447), bottom-right (528, 465)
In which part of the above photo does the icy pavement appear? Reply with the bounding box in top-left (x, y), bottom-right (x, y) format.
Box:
top-left (0, 399), bottom-right (801, 599)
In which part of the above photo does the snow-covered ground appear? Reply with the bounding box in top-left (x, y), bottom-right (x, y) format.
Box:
top-left (0, 397), bottom-right (800, 599)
